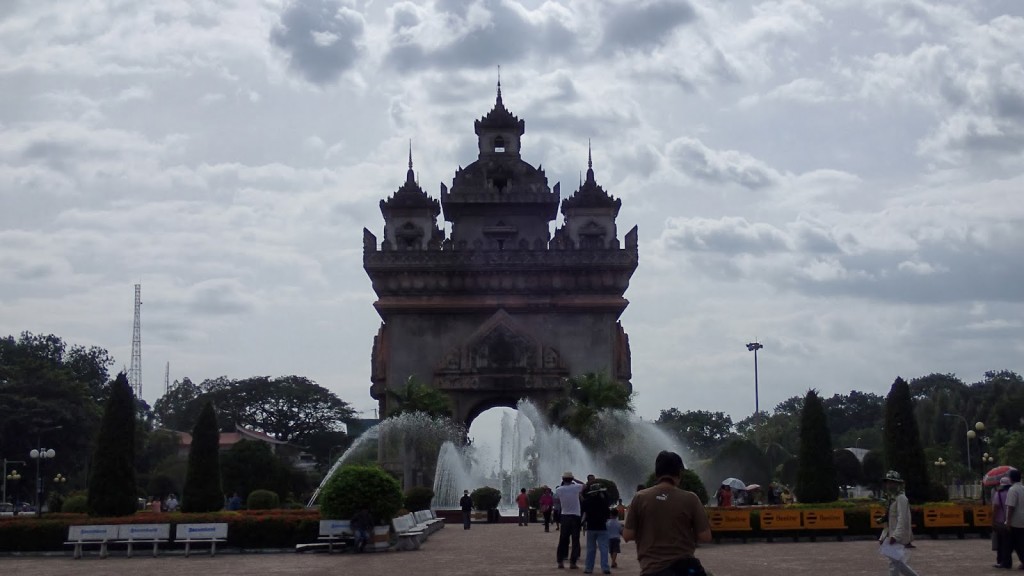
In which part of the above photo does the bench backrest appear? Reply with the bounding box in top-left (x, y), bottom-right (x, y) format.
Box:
top-left (68, 525), bottom-right (118, 542)
top-left (413, 510), bottom-right (429, 524)
top-left (393, 514), bottom-right (414, 533)
top-left (175, 523), bottom-right (228, 540)
top-left (319, 519), bottom-right (352, 537)
top-left (118, 524), bottom-right (170, 540)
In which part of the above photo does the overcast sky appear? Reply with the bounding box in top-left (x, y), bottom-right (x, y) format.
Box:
top-left (2, 0), bottom-right (1022, 432)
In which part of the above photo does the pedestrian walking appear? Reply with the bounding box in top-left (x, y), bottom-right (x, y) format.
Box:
top-left (517, 488), bottom-right (530, 526)
top-left (460, 490), bottom-right (473, 530)
top-left (1006, 469), bottom-right (1024, 569)
top-left (555, 471), bottom-right (586, 569)
top-left (540, 488), bottom-right (555, 532)
top-left (877, 470), bottom-right (919, 576)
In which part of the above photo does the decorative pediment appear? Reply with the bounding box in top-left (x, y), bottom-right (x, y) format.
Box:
top-left (435, 310), bottom-right (566, 376)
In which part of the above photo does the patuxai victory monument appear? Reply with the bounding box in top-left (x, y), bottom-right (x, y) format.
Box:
top-left (362, 84), bottom-right (639, 429)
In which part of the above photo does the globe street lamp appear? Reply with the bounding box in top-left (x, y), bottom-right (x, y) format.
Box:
top-left (933, 458), bottom-right (947, 485)
top-left (3, 459), bottom-right (26, 506)
top-left (29, 448), bottom-right (56, 516)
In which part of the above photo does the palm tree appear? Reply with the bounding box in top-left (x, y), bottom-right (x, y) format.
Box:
top-left (548, 372), bottom-right (633, 447)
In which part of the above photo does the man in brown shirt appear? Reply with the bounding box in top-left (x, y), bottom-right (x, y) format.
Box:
top-left (623, 451), bottom-right (712, 576)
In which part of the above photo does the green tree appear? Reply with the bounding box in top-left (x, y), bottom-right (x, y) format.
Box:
top-left (205, 375), bottom-right (357, 441)
top-left (833, 448), bottom-right (862, 489)
top-left (704, 437), bottom-right (771, 491)
top-left (220, 440), bottom-right (291, 502)
top-left (0, 332), bottom-right (110, 490)
top-left (181, 401), bottom-right (223, 512)
top-left (86, 372), bottom-right (138, 516)
top-left (656, 408), bottom-right (736, 458)
top-left (547, 372), bottom-right (632, 446)
top-left (152, 377), bottom-right (203, 431)
top-left (884, 377), bottom-right (930, 503)
top-left (795, 389), bottom-right (839, 503)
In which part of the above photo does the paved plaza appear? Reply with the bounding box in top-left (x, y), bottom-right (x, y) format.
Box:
top-left (0, 523), bottom-right (1008, 576)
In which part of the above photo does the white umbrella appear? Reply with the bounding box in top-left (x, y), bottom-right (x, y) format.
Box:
top-left (721, 477), bottom-right (745, 490)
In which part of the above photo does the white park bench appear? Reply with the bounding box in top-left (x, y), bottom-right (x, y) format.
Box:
top-left (116, 523), bottom-right (170, 557)
top-left (317, 519), bottom-right (354, 553)
top-left (65, 525), bottom-right (118, 559)
top-left (413, 510), bottom-right (443, 534)
top-left (391, 514), bottom-right (425, 551)
top-left (175, 522), bottom-right (228, 557)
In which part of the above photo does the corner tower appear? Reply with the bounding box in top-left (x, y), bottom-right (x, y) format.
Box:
top-left (363, 86), bottom-right (638, 430)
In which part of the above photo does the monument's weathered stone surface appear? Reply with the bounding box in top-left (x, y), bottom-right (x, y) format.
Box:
top-left (364, 85), bottom-right (638, 428)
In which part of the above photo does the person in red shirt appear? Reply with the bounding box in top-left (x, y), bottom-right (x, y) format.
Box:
top-left (517, 488), bottom-right (530, 526)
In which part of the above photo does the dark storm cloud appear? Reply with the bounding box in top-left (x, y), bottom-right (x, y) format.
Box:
top-left (385, 0), bottom-right (577, 71)
top-left (601, 0), bottom-right (696, 53)
top-left (270, 0), bottom-right (364, 85)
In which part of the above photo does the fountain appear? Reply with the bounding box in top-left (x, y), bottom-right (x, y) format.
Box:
top-left (307, 411), bottom-right (465, 507)
top-left (432, 400), bottom-right (693, 509)
top-left (309, 400), bottom-right (694, 509)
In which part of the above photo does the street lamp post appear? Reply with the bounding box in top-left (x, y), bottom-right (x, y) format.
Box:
top-left (3, 459), bottom-right (26, 505)
top-left (942, 413), bottom-right (972, 474)
top-left (746, 342), bottom-right (764, 418)
top-left (29, 448), bottom-right (55, 516)
top-left (30, 424), bottom-right (63, 517)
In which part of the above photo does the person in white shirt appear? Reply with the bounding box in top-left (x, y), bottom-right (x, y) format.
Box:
top-left (555, 471), bottom-right (585, 570)
top-left (878, 470), bottom-right (918, 576)
top-left (1005, 468), bottom-right (1024, 569)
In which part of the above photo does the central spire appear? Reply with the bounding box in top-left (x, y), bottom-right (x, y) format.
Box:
top-left (407, 140), bottom-right (415, 184)
top-left (496, 65), bottom-right (502, 106)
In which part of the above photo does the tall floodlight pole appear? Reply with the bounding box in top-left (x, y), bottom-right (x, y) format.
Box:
top-left (129, 284), bottom-right (142, 397)
top-left (746, 342), bottom-right (764, 419)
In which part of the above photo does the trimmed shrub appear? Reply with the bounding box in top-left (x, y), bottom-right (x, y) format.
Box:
top-left (61, 493), bottom-right (88, 514)
top-left (87, 372), bottom-right (138, 516)
top-left (796, 389), bottom-right (839, 503)
top-left (247, 489), bottom-right (280, 510)
top-left (181, 401), bottom-right (224, 512)
top-left (926, 481), bottom-right (949, 503)
top-left (403, 486), bottom-right (434, 511)
top-left (679, 469), bottom-right (708, 504)
top-left (320, 465), bottom-right (402, 524)
top-left (471, 486), bottom-right (502, 511)
top-left (591, 478), bottom-right (620, 504)
top-left (884, 377), bottom-right (930, 503)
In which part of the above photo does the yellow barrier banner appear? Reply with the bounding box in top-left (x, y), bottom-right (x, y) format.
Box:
top-left (708, 508), bottom-right (752, 531)
top-left (923, 506), bottom-right (966, 528)
top-left (760, 509), bottom-right (802, 530)
top-left (803, 509), bottom-right (846, 530)
top-left (971, 506), bottom-right (991, 527)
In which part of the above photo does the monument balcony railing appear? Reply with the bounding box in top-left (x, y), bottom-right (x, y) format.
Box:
top-left (363, 246), bottom-right (638, 270)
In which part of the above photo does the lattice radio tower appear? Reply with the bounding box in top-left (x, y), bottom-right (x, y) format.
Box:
top-left (129, 283), bottom-right (142, 397)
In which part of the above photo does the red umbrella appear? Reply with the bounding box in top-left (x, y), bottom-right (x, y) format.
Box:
top-left (983, 465), bottom-right (1017, 487)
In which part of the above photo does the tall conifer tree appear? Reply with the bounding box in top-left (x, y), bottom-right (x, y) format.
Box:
top-left (87, 372), bottom-right (138, 516)
top-left (181, 401), bottom-right (224, 512)
top-left (795, 389), bottom-right (839, 503)
top-left (883, 376), bottom-right (930, 503)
